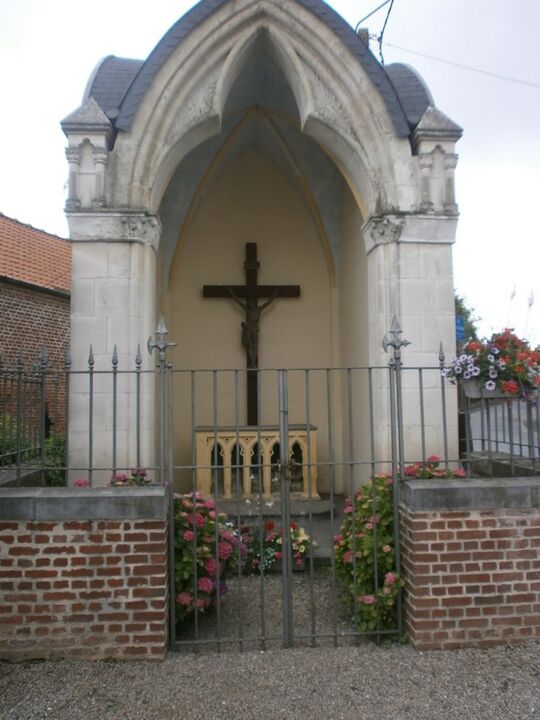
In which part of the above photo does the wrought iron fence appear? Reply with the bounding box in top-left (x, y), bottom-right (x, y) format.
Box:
top-left (2, 322), bottom-right (539, 651)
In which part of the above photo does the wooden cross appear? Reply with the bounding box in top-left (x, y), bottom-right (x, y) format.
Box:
top-left (203, 242), bottom-right (300, 425)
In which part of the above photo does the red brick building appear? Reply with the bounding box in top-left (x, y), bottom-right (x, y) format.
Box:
top-left (0, 213), bottom-right (71, 434)
top-left (0, 212), bottom-right (71, 367)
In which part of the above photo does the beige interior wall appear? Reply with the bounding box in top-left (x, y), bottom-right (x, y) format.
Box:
top-left (162, 148), bottom-right (345, 492)
top-left (338, 186), bottom-right (372, 488)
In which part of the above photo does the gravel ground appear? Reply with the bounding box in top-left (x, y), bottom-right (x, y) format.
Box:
top-left (1, 570), bottom-right (539, 720)
top-left (1, 642), bottom-right (538, 720)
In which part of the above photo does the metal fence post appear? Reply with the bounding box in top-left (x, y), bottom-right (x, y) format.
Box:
top-left (148, 318), bottom-right (177, 649)
top-left (383, 316), bottom-right (410, 639)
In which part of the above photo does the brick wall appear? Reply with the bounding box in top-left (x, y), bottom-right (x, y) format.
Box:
top-left (0, 279), bottom-right (70, 433)
top-left (0, 487), bottom-right (169, 661)
top-left (400, 478), bottom-right (540, 650)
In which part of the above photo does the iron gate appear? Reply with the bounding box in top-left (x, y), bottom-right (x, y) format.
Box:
top-left (147, 321), bottom-right (412, 652)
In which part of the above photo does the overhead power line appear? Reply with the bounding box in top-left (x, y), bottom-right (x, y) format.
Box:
top-left (384, 42), bottom-right (540, 89)
top-left (355, 0), bottom-right (392, 31)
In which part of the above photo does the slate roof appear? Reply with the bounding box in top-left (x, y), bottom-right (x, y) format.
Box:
top-left (85, 0), bottom-right (421, 137)
top-left (385, 63), bottom-right (434, 129)
top-left (83, 56), bottom-right (143, 120)
top-left (0, 214), bottom-right (71, 294)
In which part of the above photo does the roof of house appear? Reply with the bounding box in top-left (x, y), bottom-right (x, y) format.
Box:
top-left (82, 0), bottom-right (424, 137)
top-left (0, 213), bottom-right (71, 294)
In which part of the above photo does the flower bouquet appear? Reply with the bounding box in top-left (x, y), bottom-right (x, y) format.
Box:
top-left (245, 519), bottom-right (313, 573)
top-left (443, 328), bottom-right (540, 397)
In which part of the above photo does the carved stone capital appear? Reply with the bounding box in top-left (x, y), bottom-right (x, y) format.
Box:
top-left (66, 211), bottom-right (162, 249)
top-left (362, 216), bottom-right (404, 253)
top-left (65, 147), bottom-right (81, 165)
top-left (120, 215), bottom-right (161, 246)
top-left (362, 214), bottom-right (458, 254)
top-left (93, 149), bottom-right (108, 165)
top-left (444, 153), bottom-right (459, 171)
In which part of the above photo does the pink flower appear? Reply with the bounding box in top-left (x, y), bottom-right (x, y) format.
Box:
top-left (427, 455), bottom-right (440, 463)
top-left (187, 513), bottom-right (205, 528)
top-left (382, 545), bottom-right (392, 553)
top-left (182, 499), bottom-right (192, 509)
top-left (385, 572), bottom-right (397, 585)
top-left (195, 598), bottom-right (206, 609)
top-left (183, 530), bottom-right (195, 542)
top-left (383, 587), bottom-right (391, 595)
top-left (198, 576), bottom-right (214, 593)
top-left (295, 558), bottom-right (303, 567)
top-left (334, 534), bottom-right (343, 543)
top-left (208, 510), bottom-right (216, 519)
top-left (454, 467), bottom-right (467, 478)
top-left (404, 465), bottom-right (418, 477)
top-left (73, 479), bottom-right (88, 487)
top-left (365, 522), bottom-right (373, 531)
top-left (218, 541), bottom-right (232, 560)
top-left (343, 550), bottom-right (354, 564)
top-left (343, 505), bottom-right (353, 514)
top-left (205, 557), bottom-right (218, 575)
top-left (274, 551), bottom-right (282, 560)
top-left (204, 499), bottom-right (215, 509)
top-left (177, 592), bottom-right (192, 606)
top-left (359, 594), bottom-right (376, 605)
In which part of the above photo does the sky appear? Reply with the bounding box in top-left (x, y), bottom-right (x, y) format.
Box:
top-left (1, 0), bottom-right (539, 346)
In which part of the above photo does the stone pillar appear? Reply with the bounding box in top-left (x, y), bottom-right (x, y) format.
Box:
top-left (444, 154), bottom-right (459, 215)
top-left (92, 149), bottom-right (108, 209)
top-left (67, 212), bottom-right (161, 485)
top-left (362, 213), bottom-right (459, 471)
top-left (65, 147), bottom-right (81, 211)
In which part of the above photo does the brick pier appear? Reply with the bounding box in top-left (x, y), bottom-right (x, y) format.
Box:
top-left (0, 488), bottom-right (168, 661)
top-left (400, 478), bottom-right (540, 650)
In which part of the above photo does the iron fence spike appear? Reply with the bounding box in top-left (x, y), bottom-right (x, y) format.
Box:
top-left (112, 345), bottom-right (119, 368)
top-left (135, 344), bottom-right (142, 368)
top-left (88, 345), bottom-right (95, 368)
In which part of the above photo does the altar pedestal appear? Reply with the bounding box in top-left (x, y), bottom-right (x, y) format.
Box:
top-left (194, 425), bottom-right (319, 500)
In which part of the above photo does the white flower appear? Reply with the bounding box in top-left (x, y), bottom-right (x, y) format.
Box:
top-left (485, 380), bottom-right (496, 391)
top-left (487, 354), bottom-right (495, 363)
top-left (471, 366), bottom-right (480, 376)
top-left (489, 367), bottom-right (498, 379)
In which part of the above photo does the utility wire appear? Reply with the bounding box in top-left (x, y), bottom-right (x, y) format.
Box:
top-left (355, 0), bottom-right (391, 31)
top-left (384, 41), bottom-right (540, 89)
top-left (378, 0), bottom-right (395, 65)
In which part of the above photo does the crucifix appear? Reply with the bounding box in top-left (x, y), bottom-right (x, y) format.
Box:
top-left (203, 242), bottom-right (300, 425)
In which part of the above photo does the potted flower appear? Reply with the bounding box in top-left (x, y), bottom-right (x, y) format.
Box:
top-left (110, 468), bottom-right (153, 486)
top-left (444, 328), bottom-right (540, 398)
top-left (246, 519), bottom-right (313, 573)
top-left (403, 455), bottom-right (466, 479)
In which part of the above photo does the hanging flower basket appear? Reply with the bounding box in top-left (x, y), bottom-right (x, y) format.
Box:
top-left (443, 329), bottom-right (540, 399)
top-left (461, 381), bottom-right (507, 399)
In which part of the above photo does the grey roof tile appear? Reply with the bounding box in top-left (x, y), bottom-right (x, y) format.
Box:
top-left (385, 63), bottom-right (434, 129)
top-left (84, 55), bottom-right (143, 120)
top-left (114, 0), bottom-right (411, 137)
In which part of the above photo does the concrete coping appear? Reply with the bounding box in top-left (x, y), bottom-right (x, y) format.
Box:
top-left (0, 487), bottom-right (168, 521)
top-left (401, 477), bottom-right (540, 512)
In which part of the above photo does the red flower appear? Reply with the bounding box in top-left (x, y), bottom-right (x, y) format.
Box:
top-left (290, 521), bottom-right (297, 530)
top-left (264, 520), bottom-right (275, 531)
top-left (501, 380), bottom-right (520, 395)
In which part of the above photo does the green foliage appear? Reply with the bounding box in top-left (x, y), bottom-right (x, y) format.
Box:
top-left (455, 293), bottom-right (479, 342)
top-left (43, 433), bottom-right (66, 486)
top-left (173, 492), bottom-right (246, 625)
top-left (334, 474), bottom-right (403, 633)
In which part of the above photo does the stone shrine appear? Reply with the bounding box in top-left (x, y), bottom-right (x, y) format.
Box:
top-left (61, 0), bottom-right (462, 489)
